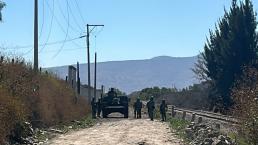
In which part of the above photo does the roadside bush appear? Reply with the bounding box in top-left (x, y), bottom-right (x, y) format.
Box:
top-left (169, 117), bottom-right (190, 140)
top-left (0, 87), bottom-right (27, 144)
top-left (0, 56), bottom-right (90, 143)
top-left (38, 75), bottom-right (90, 126)
top-left (232, 67), bottom-right (258, 145)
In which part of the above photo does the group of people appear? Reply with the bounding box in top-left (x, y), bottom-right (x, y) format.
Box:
top-left (133, 96), bottom-right (168, 121)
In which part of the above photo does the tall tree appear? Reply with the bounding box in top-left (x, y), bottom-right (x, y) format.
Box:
top-left (0, 1), bottom-right (5, 21)
top-left (193, 0), bottom-right (258, 110)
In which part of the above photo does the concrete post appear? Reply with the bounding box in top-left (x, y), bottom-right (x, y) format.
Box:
top-left (182, 111), bottom-right (186, 120)
top-left (215, 123), bottom-right (220, 130)
top-left (198, 117), bottom-right (202, 124)
top-left (191, 113), bottom-right (196, 122)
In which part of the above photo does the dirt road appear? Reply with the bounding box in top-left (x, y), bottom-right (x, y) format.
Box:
top-left (47, 117), bottom-right (183, 145)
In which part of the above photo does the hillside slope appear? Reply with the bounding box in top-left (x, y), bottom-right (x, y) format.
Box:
top-left (47, 56), bottom-right (198, 93)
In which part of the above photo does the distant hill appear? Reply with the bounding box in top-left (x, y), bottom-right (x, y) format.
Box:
top-left (46, 56), bottom-right (199, 93)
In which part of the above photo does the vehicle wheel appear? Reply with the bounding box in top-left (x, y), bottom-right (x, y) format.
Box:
top-left (124, 109), bottom-right (128, 118)
top-left (102, 110), bottom-right (107, 118)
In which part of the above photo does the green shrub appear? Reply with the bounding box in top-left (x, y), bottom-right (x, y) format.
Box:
top-left (168, 117), bottom-right (190, 140)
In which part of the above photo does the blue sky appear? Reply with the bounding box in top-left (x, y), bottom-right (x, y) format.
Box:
top-left (0, 0), bottom-right (258, 67)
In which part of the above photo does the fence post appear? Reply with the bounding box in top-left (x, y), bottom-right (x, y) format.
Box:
top-left (215, 123), bottom-right (220, 130)
top-left (182, 111), bottom-right (186, 120)
top-left (198, 117), bottom-right (202, 124)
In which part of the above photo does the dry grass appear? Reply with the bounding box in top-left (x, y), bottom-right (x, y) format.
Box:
top-left (0, 56), bottom-right (90, 144)
top-left (232, 67), bottom-right (258, 145)
top-left (37, 75), bottom-right (89, 126)
top-left (0, 87), bottom-right (27, 143)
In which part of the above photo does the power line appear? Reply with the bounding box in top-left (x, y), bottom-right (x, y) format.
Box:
top-left (5, 36), bottom-right (84, 50)
top-left (52, 0), bottom-right (70, 59)
top-left (74, 0), bottom-right (86, 24)
top-left (38, 0), bottom-right (45, 40)
top-left (66, 0), bottom-right (84, 32)
top-left (45, 0), bottom-right (83, 49)
top-left (40, 0), bottom-right (54, 53)
top-left (41, 46), bottom-right (85, 53)
top-left (22, 48), bottom-right (33, 56)
top-left (56, 0), bottom-right (81, 34)
top-left (22, 46), bottom-right (85, 56)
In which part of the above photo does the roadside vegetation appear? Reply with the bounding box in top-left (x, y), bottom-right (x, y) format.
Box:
top-left (231, 67), bottom-right (258, 144)
top-left (168, 117), bottom-right (190, 142)
top-left (0, 56), bottom-right (91, 144)
top-left (192, 0), bottom-right (258, 144)
top-left (130, 82), bottom-right (210, 110)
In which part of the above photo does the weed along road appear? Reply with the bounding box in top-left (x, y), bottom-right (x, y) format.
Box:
top-left (47, 115), bottom-right (183, 145)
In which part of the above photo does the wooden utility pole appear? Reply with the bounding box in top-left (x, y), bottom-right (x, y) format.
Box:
top-left (94, 52), bottom-right (97, 99)
top-left (77, 62), bottom-right (80, 94)
top-left (86, 24), bottom-right (104, 101)
top-left (34, 0), bottom-right (38, 71)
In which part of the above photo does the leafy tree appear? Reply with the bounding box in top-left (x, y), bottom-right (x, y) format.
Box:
top-left (0, 1), bottom-right (5, 21)
top-left (193, 0), bottom-right (258, 110)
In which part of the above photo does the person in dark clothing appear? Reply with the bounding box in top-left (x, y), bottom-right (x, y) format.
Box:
top-left (133, 101), bottom-right (137, 118)
top-left (108, 88), bottom-right (117, 98)
top-left (91, 98), bottom-right (97, 119)
top-left (160, 100), bottom-right (168, 121)
top-left (147, 96), bottom-right (155, 121)
top-left (97, 98), bottom-right (102, 117)
top-left (135, 98), bottom-right (143, 119)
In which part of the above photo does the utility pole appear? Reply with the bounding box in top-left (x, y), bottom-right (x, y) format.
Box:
top-left (77, 62), bottom-right (80, 94)
top-left (86, 24), bottom-right (104, 101)
top-left (94, 52), bottom-right (97, 100)
top-left (34, 0), bottom-right (38, 71)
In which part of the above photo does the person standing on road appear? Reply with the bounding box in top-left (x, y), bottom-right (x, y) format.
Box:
top-left (160, 100), bottom-right (168, 121)
top-left (133, 101), bottom-right (137, 118)
top-left (147, 96), bottom-right (155, 121)
top-left (97, 98), bottom-right (102, 117)
top-left (135, 98), bottom-right (143, 118)
top-left (91, 97), bottom-right (97, 119)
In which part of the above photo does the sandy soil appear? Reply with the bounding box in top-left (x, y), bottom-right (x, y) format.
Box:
top-left (47, 115), bottom-right (183, 145)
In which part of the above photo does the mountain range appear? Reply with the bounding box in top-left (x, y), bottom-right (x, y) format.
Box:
top-left (46, 56), bottom-right (199, 93)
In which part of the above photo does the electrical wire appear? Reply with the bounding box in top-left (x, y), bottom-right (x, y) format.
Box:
top-left (56, 0), bottom-right (81, 34)
top-left (41, 46), bottom-right (85, 53)
top-left (22, 46), bottom-right (85, 56)
top-left (66, 0), bottom-right (84, 32)
top-left (45, 0), bottom-right (83, 49)
top-left (74, 0), bottom-right (86, 24)
top-left (5, 36), bottom-right (84, 50)
top-left (38, 0), bottom-right (45, 40)
top-left (52, 0), bottom-right (70, 59)
top-left (21, 48), bottom-right (33, 56)
top-left (93, 26), bottom-right (104, 37)
top-left (40, 0), bottom-right (54, 53)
